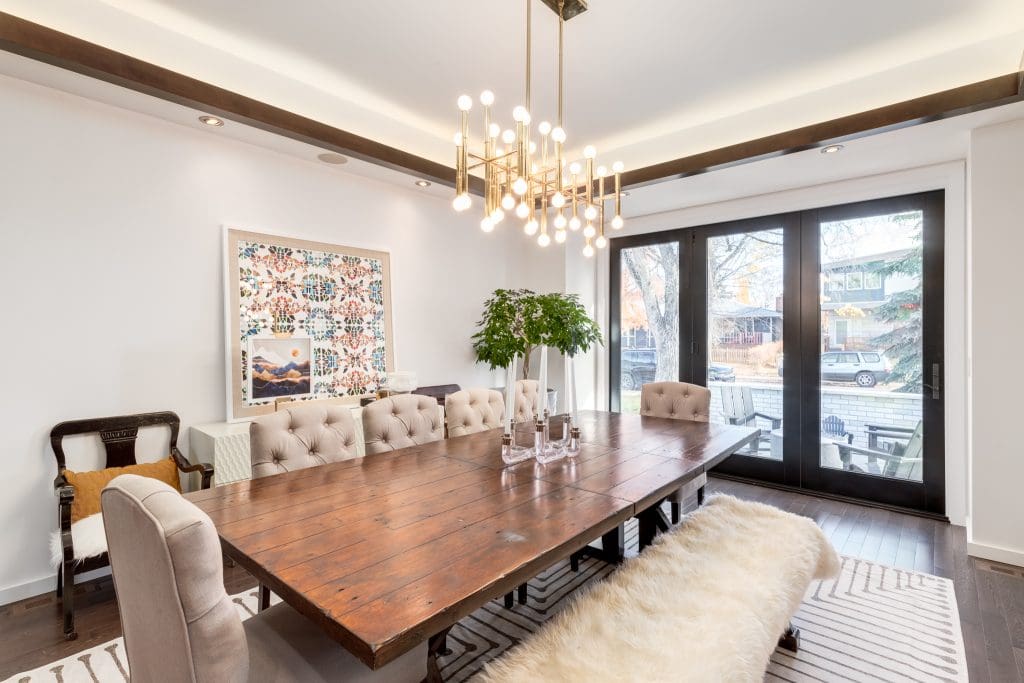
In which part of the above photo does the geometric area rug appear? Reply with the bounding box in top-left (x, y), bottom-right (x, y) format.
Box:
top-left (2, 523), bottom-right (968, 683)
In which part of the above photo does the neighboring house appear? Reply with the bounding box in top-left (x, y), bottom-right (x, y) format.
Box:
top-left (710, 301), bottom-right (783, 347)
top-left (821, 248), bottom-right (916, 350)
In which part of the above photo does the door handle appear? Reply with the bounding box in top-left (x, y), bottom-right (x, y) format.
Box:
top-left (922, 363), bottom-right (941, 399)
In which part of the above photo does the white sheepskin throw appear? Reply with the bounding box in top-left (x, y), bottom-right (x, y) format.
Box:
top-left (476, 495), bottom-right (840, 683)
top-left (50, 512), bottom-right (107, 567)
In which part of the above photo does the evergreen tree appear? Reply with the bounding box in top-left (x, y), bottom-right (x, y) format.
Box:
top-left (869, 213), bottom-right (922, 392)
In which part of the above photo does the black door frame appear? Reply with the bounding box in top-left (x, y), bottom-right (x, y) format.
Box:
top-left (608, 191), bottom-right (945, 514)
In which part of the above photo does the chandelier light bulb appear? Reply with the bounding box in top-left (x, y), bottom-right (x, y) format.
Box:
top-left (453, 132), bottom-right (463, 146)
top-left (583, 145), bottom-right (597, 159)
top-left (612, 161), bottom-right (625, 173)
top-left (480, 217), bottom-right (494, 232)
top-left (457, 95), bottom-right (473, 111)
top-left (502, 129), bottom-right (516, 144)
top-left (583, 243), bottom-right (595, 258)
top-left (554, 213), bottom-right (567, 229)
top-left (583, 223), bottom-right (596, 238)
top-left (584, 204), bottom-right (598, 221)
top-left (502, 194), bottom-right (516, 211)
top-left (537, 232), bottom-right (551, 247)
top-left (512, 106), bottom-right (527, 122)
top-left (554, 229), bottom-right (567, 244)
top-left (569, 162), bottom-right (582, 175)
top-left (479, 90), bottom-right (495, 106)
top-left (611, 215), bottom-right (624, 230)
top-left (551, 127), bottom-right (566, 143)
top-left (521, 111), bottom-right (532, 125)
top-left (569, 215), bottom-right (582, 231)
top-left (551, 192), bottom-right (566, 208)
top-left (538, 121), bottom-right (552, 136)
top-left (488, 123), bottom-right (500, 138)
top-left (516, 202), bottom-right (530, 218)
top-left (513, 177), bottom-right (529, 196)
top-left (596, 165), bottom-right (608, 178)
top-left (595, 235), bottom-right (608, 249)
top-left (491, 207), bottom-right (505, 223)
top-left (524, 219), bottom-right (539, 236)
top-left (452, 193), bottom-right (471, 212)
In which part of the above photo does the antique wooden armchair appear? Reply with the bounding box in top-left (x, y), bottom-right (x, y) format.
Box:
top-left (51, 411), bottom-right (213, 640)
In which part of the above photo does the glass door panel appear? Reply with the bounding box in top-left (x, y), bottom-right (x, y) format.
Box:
top-left (706, 229), bottom-right (785, 459)
top-left (818, 211), bottom-right (924, 480)
top-left (614, 241), bottom-right (680, 414)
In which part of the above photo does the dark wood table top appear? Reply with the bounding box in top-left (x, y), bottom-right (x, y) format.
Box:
top-left (186, 410), bottom-right (758, 669)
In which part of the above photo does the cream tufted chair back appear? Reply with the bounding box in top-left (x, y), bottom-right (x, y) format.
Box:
top-left (514, 379), bottom-right (539, 422)
top-left (250, 405), bottom-right (358, 478)
top-left (640, 382), bottom-right (712, 422)
top-left (362, 394), bottom-right (444, 455)
top-left (445, 389), bottom-right (505, 438)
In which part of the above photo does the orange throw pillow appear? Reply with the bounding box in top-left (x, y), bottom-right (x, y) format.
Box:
top-left (65, 456), bottom-right (181, 523)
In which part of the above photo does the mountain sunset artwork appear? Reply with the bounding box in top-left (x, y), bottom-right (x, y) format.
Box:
top-left (248, 337), bottom-right (313, 401)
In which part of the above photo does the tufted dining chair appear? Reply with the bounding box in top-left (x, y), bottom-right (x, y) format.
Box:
top-left (514, 379), bottom-right (539, 422)
top-left (362, 394), bottom-right (444, 455)
top-left (101, 474), bottom-right (426, 683)
top-left (445, 389), bottom-right (505, 438)
top-left (639, 381), bottom-right (712, 524)
top-left (249, 405), bottom-right (359, 479)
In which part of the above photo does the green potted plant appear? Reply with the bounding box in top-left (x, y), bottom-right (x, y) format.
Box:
top-left (472, 289), bottom-right (603, 379)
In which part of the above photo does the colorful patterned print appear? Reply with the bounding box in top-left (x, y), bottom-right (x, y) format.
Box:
top-left (237, 239), bottom-right (387, 403)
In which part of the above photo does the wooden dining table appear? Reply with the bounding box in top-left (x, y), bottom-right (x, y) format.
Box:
top-left (186, 409), bottom-right (759, 681)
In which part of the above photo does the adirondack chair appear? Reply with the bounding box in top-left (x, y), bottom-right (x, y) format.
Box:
top-left (835, 420), bottom-right (923, 481)
top-left (822, 415), bottom-right (853, 444)
top-left (719, 385), bottom-right (781, 454)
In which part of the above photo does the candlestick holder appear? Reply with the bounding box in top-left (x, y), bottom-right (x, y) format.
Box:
top-left (501, 425), bottom-right (534, 465)
top-left (535, 411), bottom-right (567, 464)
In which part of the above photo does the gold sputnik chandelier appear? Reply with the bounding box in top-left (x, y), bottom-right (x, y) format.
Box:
top-left (451, 0), bottom-right (624, 257)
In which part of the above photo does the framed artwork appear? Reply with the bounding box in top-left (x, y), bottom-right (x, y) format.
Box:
top-left (225, 228), bottom-right (394, 420)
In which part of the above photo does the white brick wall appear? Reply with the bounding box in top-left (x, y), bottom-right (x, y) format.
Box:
top-left (708, 381), bottom-right (922, 447)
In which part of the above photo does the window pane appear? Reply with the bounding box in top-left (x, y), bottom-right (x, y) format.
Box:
top-left (619, 242), bottom-right (679, 414)
top-left (707, 228), bottom-right (784, 459)
top-left (819, 211), bottom-right (923, 482)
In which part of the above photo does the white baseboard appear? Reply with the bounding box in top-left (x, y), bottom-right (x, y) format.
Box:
top-left (967, 540), bottom-right (1024, 568)
top-left (0, 567), bottom-right (111, 607)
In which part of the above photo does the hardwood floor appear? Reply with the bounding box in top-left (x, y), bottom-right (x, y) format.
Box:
top-left (2, 477), bottom-right (1022, 681)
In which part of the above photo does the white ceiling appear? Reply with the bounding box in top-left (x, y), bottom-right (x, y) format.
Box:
top-left (2, 0), bottom-right (1023, 172)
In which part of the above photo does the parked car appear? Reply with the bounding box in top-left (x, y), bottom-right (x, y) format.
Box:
top-left (777, 351), bottom-right (891, 387)
top-left (620, 349), bottom-right (734, 390)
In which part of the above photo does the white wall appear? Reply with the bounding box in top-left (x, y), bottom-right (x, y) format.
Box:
top-left (0, 72), bottom-right (540, 603)
top-left (967, 118), bottom-right (1024, 567)
top-left (566, 162), bottom-right (970, 526)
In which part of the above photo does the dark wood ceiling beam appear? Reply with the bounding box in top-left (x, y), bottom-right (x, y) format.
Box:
top-left (0, 11), bottom-right (482, 192)
top-left (1, 12), bottom-right (1022, 197)
top-left (620, 73), bottom-right (1024, 190)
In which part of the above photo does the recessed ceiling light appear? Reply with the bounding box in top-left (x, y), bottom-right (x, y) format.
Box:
top-left (198, 115), bottom-right (224, 127)
top-left (821, 144), bottom-right (844, 154)
top-left (415, 180), bottom-right (432, 187)
top-left (317, 152), bottom-right (349, 165)
top-left (622, 191), bottom-right (631, 197)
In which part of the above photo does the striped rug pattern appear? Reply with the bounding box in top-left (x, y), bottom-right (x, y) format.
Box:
top-left (5, 523), bottom-right (966, 683)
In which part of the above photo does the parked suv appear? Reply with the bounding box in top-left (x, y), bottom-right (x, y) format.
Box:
top-left (778, 351), bottom-right (891, 387)
top-left (620, 349), bottom-right (734, 391)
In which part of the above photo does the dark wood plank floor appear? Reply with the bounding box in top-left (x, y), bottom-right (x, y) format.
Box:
top-left (2, 477), bottom-right (1022, 681)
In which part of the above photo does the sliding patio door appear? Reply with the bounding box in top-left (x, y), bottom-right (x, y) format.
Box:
top-left (609, 191), bottom-right (945, 514)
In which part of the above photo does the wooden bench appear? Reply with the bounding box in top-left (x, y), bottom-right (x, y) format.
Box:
top-left (477, 495), bottom-right (840, 682)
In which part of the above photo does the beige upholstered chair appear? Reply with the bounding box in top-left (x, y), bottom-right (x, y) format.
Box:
top-left (362, 394), bottom-right (444, 455)
top-left (250, 405), bottom-right (359, 479)
top-left (640, 381), bottom-right (712, 523)
top-left (514, 379), bottom-right (539, 422)
top-left (445, 389), bottom-right (505, 437)
top-left (101, 474), bottom-right (425, 682)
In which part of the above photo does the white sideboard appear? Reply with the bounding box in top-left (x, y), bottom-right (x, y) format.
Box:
top-left (190, 404), bottom-right (443, 486)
